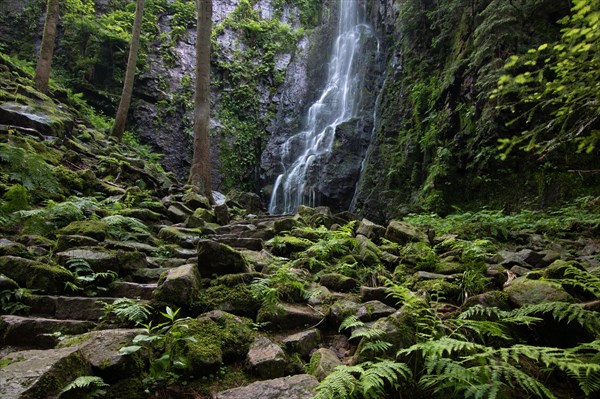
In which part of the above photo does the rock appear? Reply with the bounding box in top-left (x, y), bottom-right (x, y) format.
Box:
top-left (26, 295), bottom-right (117, 321)
top-left (197, 283), bottom-right (262, 318)
top-left (0, 239), bottom-right (26, 256)
top-left (319, 273), bottom-right (358, 292)
top-left (213, 236), bottom-right (264, 251)
top-left (248, 336), bottom-right (288, 379)
top-left (0, 274), bottom-right (19, 290)
top-left (0, 102), bottom-right (74, 137)
top-left (510, 265), bottom-right (532, 276)
top-left (360, 286), bottom-right (397, 307)
top-left (103, 240), bottom-right (158, 255)
top-left (0, 347), bottom-right (89, 399)
top-left (357, 308), bottom-right (417, 362)
top-left (356, 300), bottom-right (396, 322)
top-left (227, 191), bottom-right (264, 214)
top-left (214, 203), bottom-right (231, 225)
top-left (197, 239), bottom-right (250, 277)
top-left (385, 220), bottom-right (427, 244)
top-left (282, 328), bottom-right (321, 358)
top-left (504, 278), bottom-right (575, 306)
top-left (191, 207), bottom-right (216, 223)
top-left (59, 220), bottom-right (108, 241)
top-left (0, 315), bottom-right (96, 348)
top-left (60, 329), bottom-right (143, 382)
top-left (273, 217), bottom-right (302, 233)
top-left (182, 191), bottom-right (211, 209)
top-left (116, 208), bottom-right (162, 223)
top-left (56, 248), bottom-right (147, 274)
top-left (217, 374), bottom-right (318, 399)
top-left (307, 285), bottom-right (333, 306)
top-left (497, 250), bottom-right (528, 268)
top-left (168, 312), bottom-right (255, 376)
top-left (515, 249), bottom-right (545, 268)
top-left (258, 303), bottom-right (323, 329)
top-left (158, 226), bottom-right (201, 248)
top-left (153, 264), bottom-right (202, 306)
top-left (108, 282), bottom-right (156, 300)
top-left (308, 348), bottom-right (341, 381)
top-left (298, 206), bottom-right (336, 228)
top-left (55, 234), bottom-right (99, 251)
top-left (538, 250), bottom-right (562, 268)
top-left (414, 271), bottom-right (455, 281)
top-left (462, 291), bottom-right (511, 310)
top-left (0, 256), bottom-right (72, 294)
top-left (356, 219), bottom-right (386, 242)
top-left (167, 203), bottom-right (193, 223)
top-left (435, 260), bottom-right (466, 274)
top-left (356, 234), bottom-right (382, 265)
top-left (328, 299), bottom-right (360, 326)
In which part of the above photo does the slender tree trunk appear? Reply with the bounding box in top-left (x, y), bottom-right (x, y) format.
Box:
top-left (111, 0), bottom-right (145, 140)
top-left (34, 0), bottom-right (59, 94)
top-left (190, 0), bottom-right (213, 201)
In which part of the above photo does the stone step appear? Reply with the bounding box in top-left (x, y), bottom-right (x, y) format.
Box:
top-left (0, 315), bottom-right (97, 349)
top-left (212, 236), bottom-right (264, 251)
top-left (108, 281), bottom-right (157, 300)
top-left (217, 374), bottom-right (318, 399)
top-left (26, 295), bottom-right (115, 321)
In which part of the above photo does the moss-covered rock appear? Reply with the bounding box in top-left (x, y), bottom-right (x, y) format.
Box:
top-left (56, 248), bottom-right (147, 274)
top-left (116, 208), bottom-right (161, 223)
top-left (158, 226), bottom-right (200, 249)
top-left (59, 220), bottom-right (108, 241)
top-left (504, 278), bottom-right (575, 306)
top-left (153, 264), bottom-right (202, 307)
top-left (0, 256), bottom-right (73, 294)
top-left (266, 235), bottom-right (314, 257)
top-left (55, 234), bottom-right (99, 252)
top-left (196, 283), bottom-right (261, 317)
top-left (412, 279), bottom-right (461, 303)
top-left (357, 307), bottom-right (417, 362)
top-left (462, 290), bottom-right (512, 310)
top-left (385, 220), bottom-right (427, 244)
top-left (308, 348), bottom-right (341, 381)
top-left (197, 239), bottom-right (250, 277)
top-left (319, 273), bottom-right (358, 292)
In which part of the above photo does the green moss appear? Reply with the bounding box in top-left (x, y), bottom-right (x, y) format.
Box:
top-left (197, 284), bottom-right (261, 317)
top-left (60, 220), bottom-right (108, 241)
top-left (306, 351), bottom-right (321, 375)
top-left (266, 235), bottom-right (314, 257)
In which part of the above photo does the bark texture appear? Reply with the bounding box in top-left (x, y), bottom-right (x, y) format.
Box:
top-left (34, 0), bottom-right (59, 93)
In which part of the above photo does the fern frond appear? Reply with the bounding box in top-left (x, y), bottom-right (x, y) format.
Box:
top-left (339, 315), bottom-right (363, 332)
top-left (450, 318), bottom-right (511, 341)
top-left (559, 265), bottom-right (600, 299)
top-left (399, 337), bottom-right (489, 358)
top-left (360, 340), bottom-right (393, 355)
top-left (360, 360), bottom-right (411, 399)
top-left (60, 375), bottom-right (109, 398)
top-left (350, 327), bottom-right (386, 342)
top-left (514, 301), bottom-right (600, 333)
top-left (313, 365), bottom-right (361, 399)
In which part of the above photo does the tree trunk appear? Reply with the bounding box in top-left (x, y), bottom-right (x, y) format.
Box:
top-left (190, 0), bottom-right (213, 202)
top-left (34, 0), bottom-right (59, 94)
top-left (111, 0), bottom-right (145, 141)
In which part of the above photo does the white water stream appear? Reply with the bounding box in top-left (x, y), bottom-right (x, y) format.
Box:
top-left (268, 0), bottom-right (371, 214)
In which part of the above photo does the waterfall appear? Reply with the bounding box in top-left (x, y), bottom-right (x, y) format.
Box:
top-left (268, 0), bottom-right (372, 215)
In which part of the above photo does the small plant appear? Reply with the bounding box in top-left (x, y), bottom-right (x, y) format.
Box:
top-left (101, 215), bottom-right (150, 241)
top-left (339, 315), bottom-right (391, 356)
top-left (100, 298), bottom-right (152, 326)
top-left (64, 257), bottom-right (117, 297)
top-left (458, 269), bottom-right (490, 303)
top-left (0, 287), bottom-right (31, 314)
top-left (59, 375), bottom-right (109, 398)
top-left (119, 306), bottom-right (196, 390)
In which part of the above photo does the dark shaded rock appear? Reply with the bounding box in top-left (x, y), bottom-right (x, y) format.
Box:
top-left (462, 291), bottom-right (511, 310)
top-left (167, 203), bottom-right (193, 223)
top-left (282, 328), bottom-right (321, 358)
top-left (319, 273), bottom-right (358, 292)
top-left (214, 203), bottom-right (230, 225)
top-left (258, 303), bottom-right (323, 329)
top-left (415, 271), bottom-right (455, 281)
top-left (328, 299), bottom-right (360, 326)
top-left (248, 336), bottom-right (288, 379)
top-left (26, 295), bottom-right (118, 321)
top-left (153, 264), bottom-right (201, 306)
top-left (510, 265), bottom-right (532, 276)
top-left (357, 308), bottom-right (417, 362)
top-left (385, 220), bottom-right (427, 244)
top-left (0, 315), bottom-right (96, 348)
top-left (0, 274), bottom-right (19, 290)
top-left (308, 348), bottom-right (341, 381)
top-left (103, 240), bottom-right (158, 255)
top-left (197, 239), bottom-right (250, 277)
top-left (0, 239), bottom-right (26, 256)
top-left (158, 226), bottom-right (200, 248)
top-left (116, 208), bottom-right (162, 223)
top-left (213, 236), bottom-right (264, 251)
top-left (217, 374), bottom-right (318, 399)
top-left (56, 248), bottom-right (147, 274)
top-left (273, 217), bottom-right (302, 233)
top-left (182, 191), bottom-right (211, 209)
top-left (0, 102), bottom-right (74, 137)
top-left (356, 300), bottom-right (396, 322)
top-left (0, 347), bottom-right (89, 399)
top-left (227, 191), bottom-right (264, 214)
top-left (360, 286), bottom-right (397, 307)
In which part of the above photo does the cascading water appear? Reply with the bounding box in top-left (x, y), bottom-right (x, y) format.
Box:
top-left (268, 0), bottom-right (372, 214)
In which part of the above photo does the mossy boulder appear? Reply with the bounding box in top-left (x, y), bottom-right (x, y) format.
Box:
top-left (183, 191), bottom-right (211, 209)
top-left (247, 336), bottom-right (288, 379)
top-left (168, 311), bottom-right (255, 376)
top-left (385, 220), bottom-right (427, 244)
top-left (356, 219), bottom-right (386, 242)
top-left (0, 239), bottom-right (26, 257)
top-left (504, 278), bottom-right (575, 306)
top-left (153, 264), bottom-right (202, 307)
top-left (59, 220), bottom-right (108, 241)
top-left (196, 283), bottom-right (262, 317)
top-left (56, 248), bottom-right (147, 274)
top-left (462, 290), bottom-right (512, 310)
top-left (328, 299), bottom-right (360, 326)
top-left (266, 235), bottom-right (314, 257)
top-left (0, 256), bottom-right (73, 294)
top-left (116, 208), bottom-right (161, 223)
top-left (357, 307), bottom-right (417, 362)
top-left (55, 235), bottom-right (99, 252)
top-left (308, 348), bottom-right (341, 381)
top-left (412, 279), bottom-right (461, 303)
top-left (197, 239), bottom-right (250, 277)
top-left (158, 226), bottom-right (200, 249)
top-left (319, 273), bottom-right (358, 292)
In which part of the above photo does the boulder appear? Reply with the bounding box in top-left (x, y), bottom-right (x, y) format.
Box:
top-left (282, 329), bottom-right (321, 358)
top-left (59, 220), bottom-right (108, 241)
top-left (257, 303), bottom-right (323, 330)
top-left (328, 299), bottom-right (361, 326)
top-left (308, 348), bottom-right (341, 381)
top-left (504, 278), bottom-right (575, 306)
top-left (0, 256), bottom-right (72, 294)
top-left (103, 240), bottom-right (158, 255)
top-left (360, 286), bottom-right (397, 307)
top-left (0, 315), bottom-right (96, 348)
top-left (319, 273), bottom-right (358, 292)
top-left (197, 283), bottom-right (262, 318)
top-left (227, 191), bottom-right (264, 214)
top-left (197, 239), bottom-right (250, 277)
top-left (462, 291), bottom-right (511, 310)
top-left (357, 308), bottom-right (417, 362)
top-left (116, 208), bottom-right (162, 223)
top-left (0, 239), bottom-right (26, 256)
top-left (356, 300), bottom-right (396, 322)
top-left (158, 226), bottom-right (201, 249)
top-left (0, 347), bottom-right (89, 399)
top-left (55, 235), bottom-right (99, 252)
top-left (248, 336), bottom-right (288, 379)
top-left (217, 374), bottom-right (318, 399)
top-left (167, 203), bottom-right (193, 223)
top-left (356, 219), bottom-right (386, 242)
top-left (0, 274), bottom-right (19, 290)
top-left (56, 248), bottom-right (147, 274)
top-left (108, 282), bottom-right (156, 300)
top-left (153, 264), bottom-right (202, 306)
top-left (182, 191), bottom-right (211, 209)
top-left (273, 217), bottom-right (302, 233)
top-left (385, 220), bottom-right (427, 244)
top-left (0, 101), bottom-right (74, 137)
top-left (356, 234), bottom-right (382, 265)
top-left (214, 203), bottom-right (230, 225)
top-left (60, 329), bottom-right (143, 382)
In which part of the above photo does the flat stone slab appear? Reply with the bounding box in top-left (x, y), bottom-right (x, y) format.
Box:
top-left (282, 329), bottom-right (321, 358)
top-left (217, 374), bottom-right (318, 399)
top-left (247, 336), bottom-right (287, 379)
top-left (26, 295), bottom-right (114, 320)
top-left (260, 303), bottom-right (323, 330)
top-left (357, 300), bottom-right (396, 322)
top-left (0, 315), bottom-right (96, 348)
top-left (108, 282), bottom-right (157, 300)
top-left (0, 347), bottom-right (89, 399)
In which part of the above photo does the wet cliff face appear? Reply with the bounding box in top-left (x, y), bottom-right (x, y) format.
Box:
top-left (353, 0), bottom-right (599, 223)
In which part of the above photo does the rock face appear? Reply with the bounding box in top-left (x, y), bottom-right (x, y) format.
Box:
top-left (247, 336), bottom-right (288, 379)
top-left (197, 239), bottom-right (250, 277)
top-left (153, 264), bottom-right (202, 306)
top-left (217, 374), bottom-right (318, 399)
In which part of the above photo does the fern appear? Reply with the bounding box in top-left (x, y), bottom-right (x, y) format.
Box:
top-left (339, 315), bottom-right (363, 332)
top-left (101, 298), bottom-right (152, 326)
top-left (515, 301), bottom-right (600, 334)
top-left (555, 265), bottom-right (600, 299)
top-left (59, 375), bottom-right (108, 398)
top-left (65, 257), bottom-right (117, 297)
top-left (101, 215), bottom-right (150, 241)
